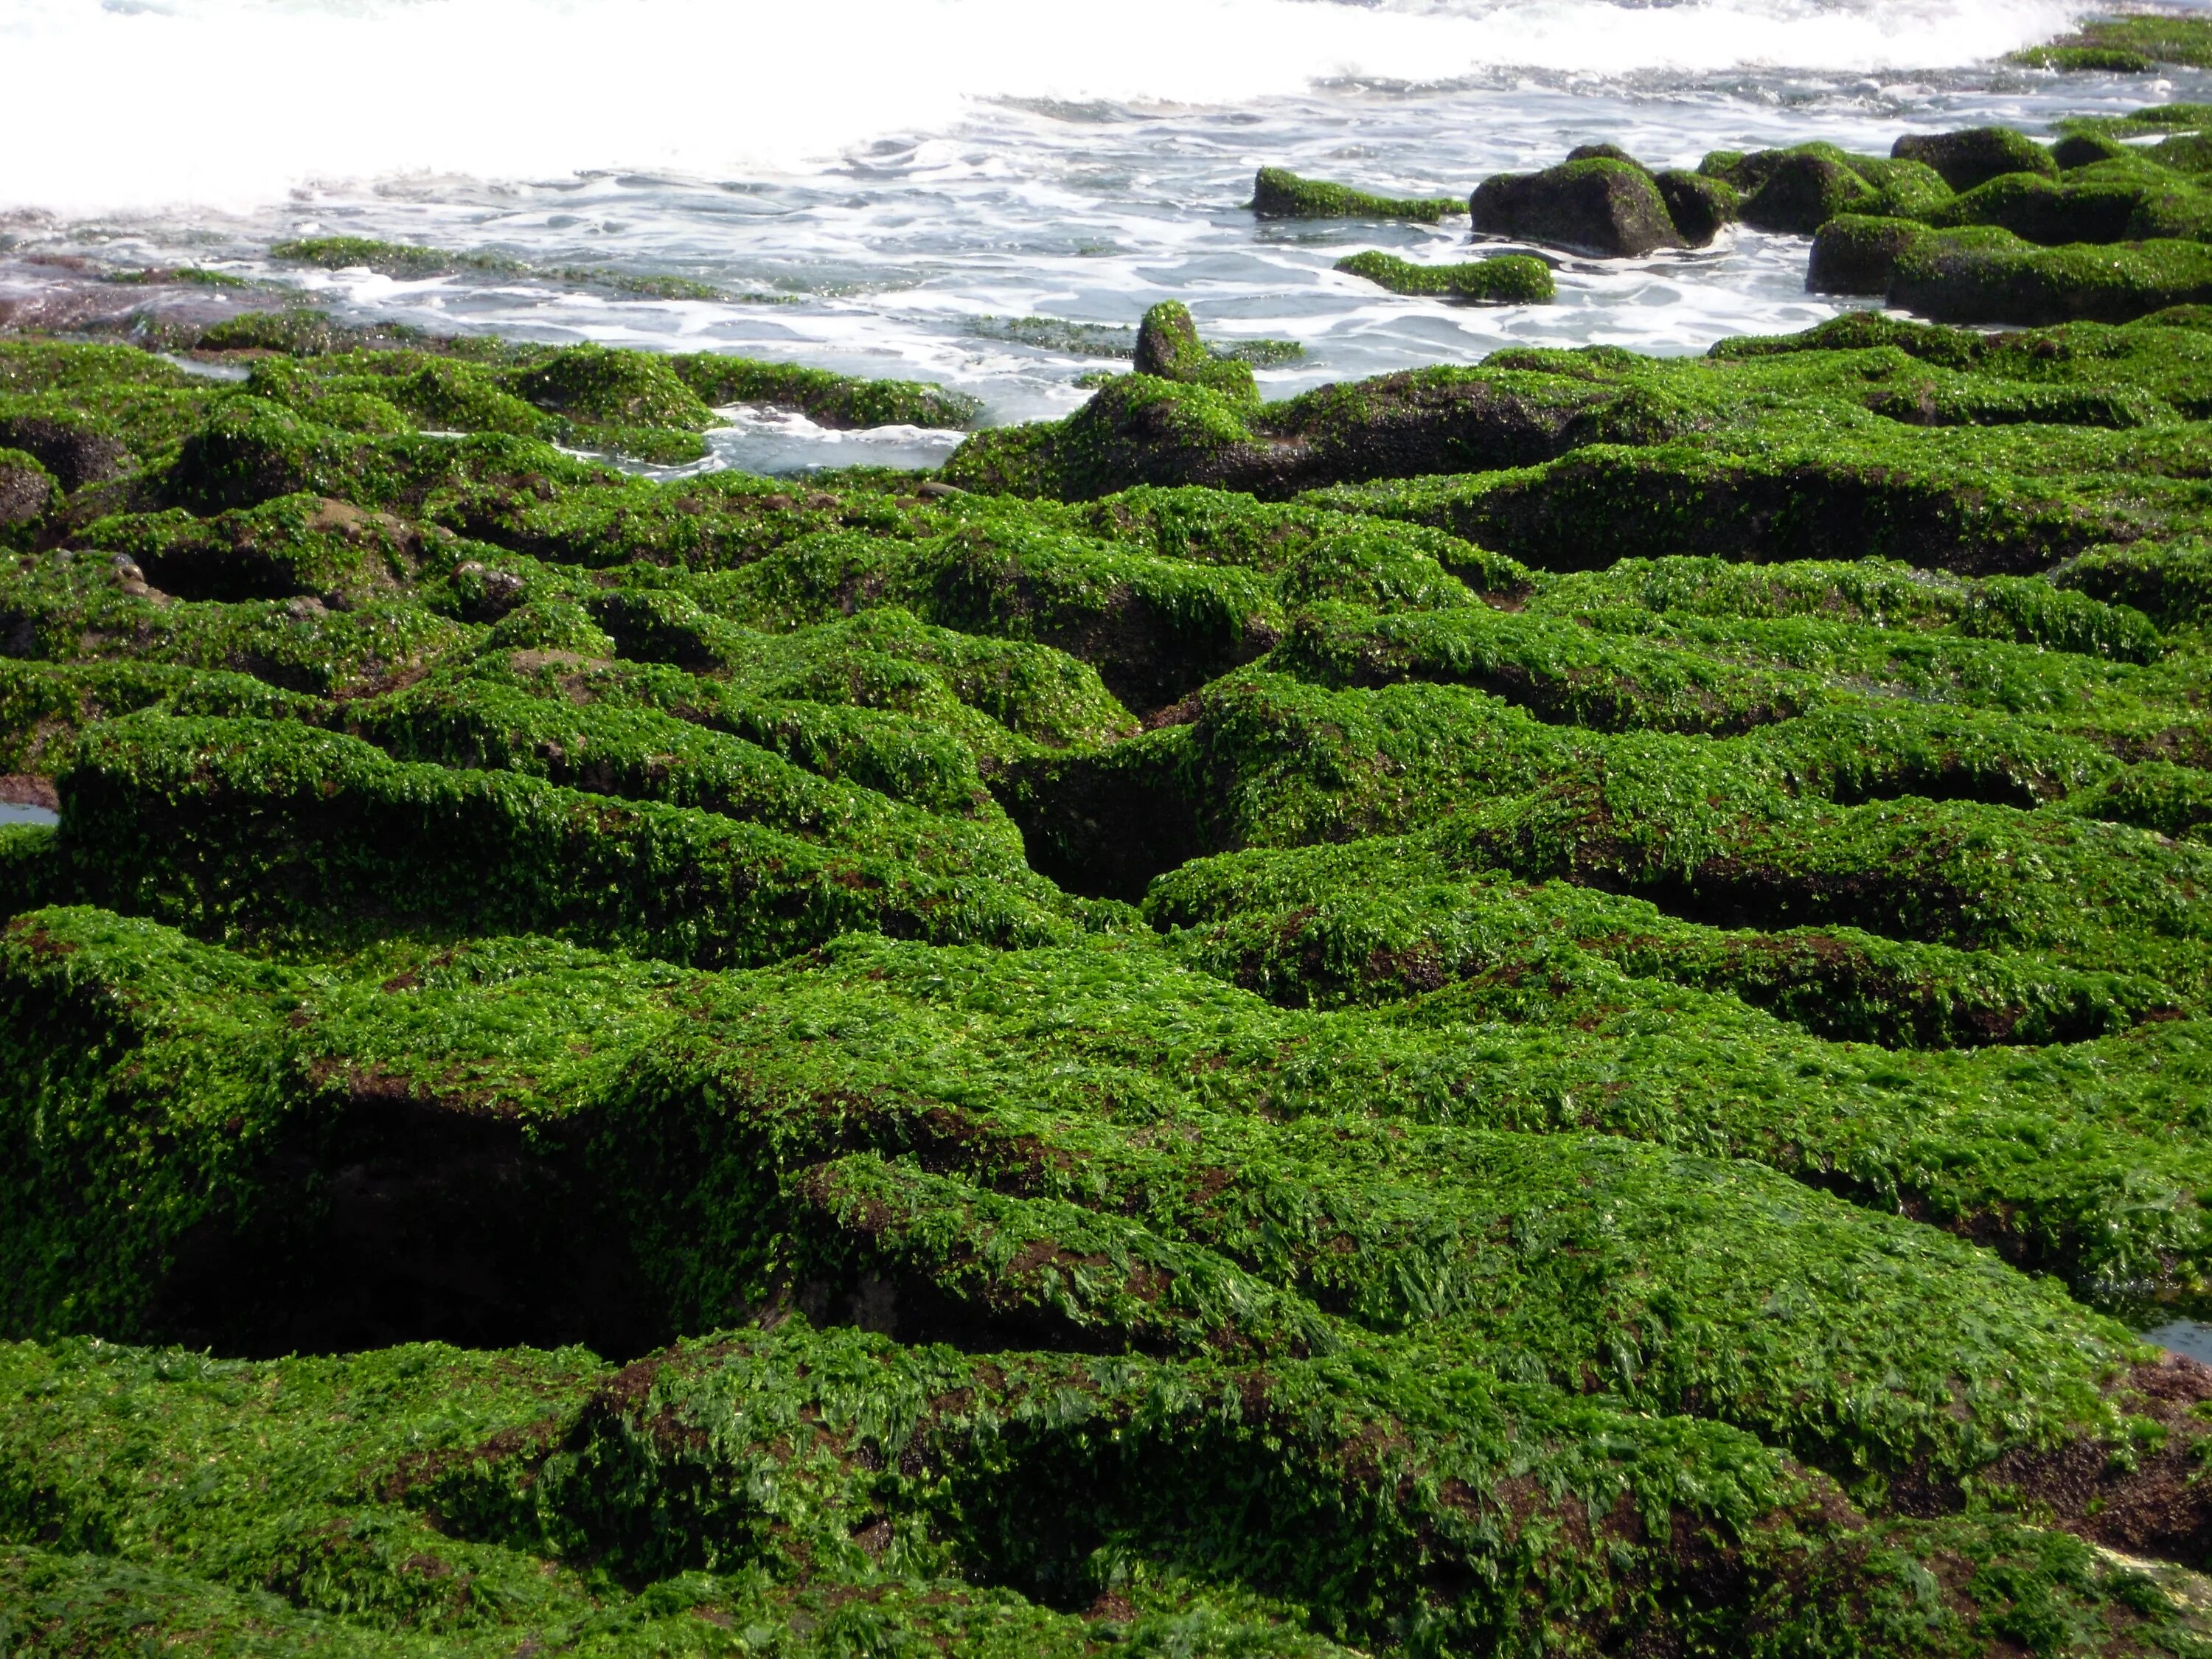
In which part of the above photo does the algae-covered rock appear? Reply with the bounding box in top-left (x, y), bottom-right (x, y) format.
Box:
top-left (0, 448), bottom-right (57, 535)
top-left (12, 315), bottom-right (2212, 1658)
top-left (1807, 212), bottom-right (1927, 293)
top-left (672, 352), bottom-right (983, 428)
top-left (2014, 13), bottom-right (2212, 71)
top-left (1655, 167), bottom-right (1739, 245)
top-left (1742, 147), bottom-right (1876, 233)
top-left (1332, 249), bottom-right (1555, 302)
top-left (1248, 164), bottom-right (1460, 221)
top-left (1470, 156), bottom-right (1686, 256)
top-left (1131, 300), bottom-right (1258, 400)
top-left (1893, 126), bottom-right (2059, 192)
top-left (1893, 229), bottom-right (2212, 324)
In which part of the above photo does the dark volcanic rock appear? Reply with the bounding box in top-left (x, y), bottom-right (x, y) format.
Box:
top-left (1471, 158), bottom-right (1686, 257)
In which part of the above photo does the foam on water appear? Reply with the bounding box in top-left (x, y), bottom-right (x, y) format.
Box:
top-left (0, 0), bottom-right (2088, 213)
top-left (6, 0), bottom-right (2211, 468)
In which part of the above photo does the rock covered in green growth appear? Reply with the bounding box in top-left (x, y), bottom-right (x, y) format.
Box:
top-left (671, 352), bottom-right (983, 429)
top-left (1742, 147), bottom-right (1878, 234)
top-left (49, 715), bottom-right (1080, 963)
top-left (1893, 229), bottom-right (2212, 325)
top-left (946, 355), bottom-right (1656, 501)
top-left (273, 235), bottom-right (725, 301)
top-left (0, 1324), bottom-right (2203, 1658)
top-left (2015, 13), bottom-right (2212, 71)
top-left (2055, 130), bottom-right (2137, 169)
top-left (1470, 154), bottom-right (1686, 255)
top-left (1248, 164), bottom-right (1461, 221)
top-left (1705, 307), bottom-right (1989, 368)
top-left (1653, 167), bottom-right (1741, 244)
top-left (1129, 301), bottom-right (1257, 400)
top-left (272, 235), bottom-right (528, 278)
top-left (0, 405), bottom-right (132, 493)
top-left (1812, 214), bottom-right (2212, 323)
top-left (1699, 144), bottom-right (1951, 234)
top-left (1151, 832), bottom-right (2181, 1046)
top-left (0, 448), bottom-right (57, 543)
top-left (1893, 127), bottom-right (2059, 192)
top-left (0, 905), bottom-right (2189, 1496)
top-left (1332, 249), bottom-right (1556, 303)
top-left (2059, 537), bottom-right (2212, 631)
top-left (509, 342), bottom-right (715, 431)
top-left (1921, 167), bottom-right (2212, 246)
top-left (2062, 759), bottom-right (2212, 844)
top-left (77, 493), bottom-right (425, 605)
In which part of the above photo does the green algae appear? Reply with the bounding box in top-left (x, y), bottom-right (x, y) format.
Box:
top-left (1334, 251), bottom-right (1557, 304)
top-left (1250, 167), bottom-right (1463, 222)
top-left (4, 304), bottom-right (2212, 1658)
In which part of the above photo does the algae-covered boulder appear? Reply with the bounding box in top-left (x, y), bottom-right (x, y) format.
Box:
top-left (1248, 164), bottom-right (1460, 221)
top-left (1471, 156), bottom-right (1686, 257)
top-left (1334, 249), bottom-right (1556, 303)
top-left (510, 341), bottom-right (714, 430)
top-left (1742, 148), bottom-right (1875, 233)
top-left (1893, 126), bottom-right (2058, 192)
top-left (1807, 214), bottom-right (2212, 324)
top-left (1807, 213), bottom-right (1926, 293)
top-left (1654, 167), bottom-right (1739, 245)
top-left (1130, 300), bottom-right (1257, 400)
top-left (671, 352), bottom-right (983, 429)
top-left (2014, 13), bottom-right (2212, 71)
top-left (1892, 229), bottom-right (2212, 324)
top-left (2055, 131), bottom-right (2135, 170)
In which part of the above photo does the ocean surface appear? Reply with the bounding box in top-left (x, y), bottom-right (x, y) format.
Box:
top-left (4, 0), bottom-right (2212, 1351)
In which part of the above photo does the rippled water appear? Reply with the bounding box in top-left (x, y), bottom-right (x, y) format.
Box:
top-left (3, 0), bottom-right (2210, 450)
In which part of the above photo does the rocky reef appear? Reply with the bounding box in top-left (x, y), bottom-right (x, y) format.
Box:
top-left (7, 94), bottom-right (2212, 1652)
top-left (1295, 89), bottom-right (2212, 334)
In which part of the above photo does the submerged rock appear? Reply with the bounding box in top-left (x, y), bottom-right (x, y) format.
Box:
top-left (1471, 156), bottom-right (1686, 257)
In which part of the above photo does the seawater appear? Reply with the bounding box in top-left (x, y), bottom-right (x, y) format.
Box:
top-left (3, 0), bottom-right (2210, 456)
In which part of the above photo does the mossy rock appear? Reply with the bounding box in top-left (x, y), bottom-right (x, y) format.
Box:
top-left (509, 343), bottom-right (716, 430)
top-left (1470, 156), bottom-right (1686, 257)
top-left (1248, 165), bottom-right (1460, 222)
top-left (1333, 250), bottom-right (1556, 303)
top-left (1893, 127), bottom-right (2059, 192)
top-left (10, 324), bottom-right (2212, 1655)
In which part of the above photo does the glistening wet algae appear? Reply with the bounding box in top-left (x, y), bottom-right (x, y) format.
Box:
top-left (6, 153), bottom-right (2212, 1656)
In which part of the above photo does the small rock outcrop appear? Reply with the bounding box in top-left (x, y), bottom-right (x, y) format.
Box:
top-left (1249, 167), bottom-right (1461, 223)
top-left (1132, 302), bottom-right (1256, 401)
top-left (1471, 157), bottom-right (1686, 257)
top-left (1893, 127), bottom-right (2059, 193)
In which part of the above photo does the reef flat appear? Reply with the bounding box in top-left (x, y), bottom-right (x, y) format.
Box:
top-left (9, 94), bottom-right (2212, 1658)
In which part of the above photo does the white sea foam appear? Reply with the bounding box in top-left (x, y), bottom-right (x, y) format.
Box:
top-left (2, 0), bottom-right (2087, 213)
